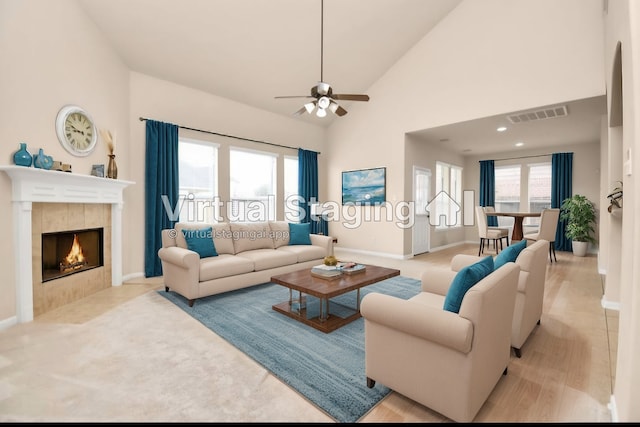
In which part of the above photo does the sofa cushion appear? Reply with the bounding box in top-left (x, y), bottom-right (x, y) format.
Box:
top-left (277, 244), bottom-right (326, 263)
top-left (269, 221), bottom-right (290, 248)
top-left (174, 222), bottom-right (235, 255)
top-left (210, 222), bottom-right (235, 255)
top-left (230, 222), bottom-right (275, 253)
top-left (234, 249), bottom-right (298, 271)
top-left (410, 290), bottom-right (446, 309)
top-left (175, 222), bottom-right (209, 249)
top-left (443, 256), bottom-right (494, 314)
top-left (494, 239), bottom-right (527, 270)
top-left (182, 226), bottom-right (218, 258)
top-left (199, 254), bottom-right (255, 281)
top-left (289, 222), bottom-right (312, 245)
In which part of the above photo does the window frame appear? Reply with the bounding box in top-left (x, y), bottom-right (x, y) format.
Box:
top-left (177, 137), bottom-right (220, 223)
top-left (229, 146), bottom-right (278, 222)
top-left (435, 161), bottom-right (463, 229)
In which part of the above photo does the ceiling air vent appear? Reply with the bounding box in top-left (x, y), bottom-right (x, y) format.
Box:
top-left (507, 105), bottom-right (568, 124)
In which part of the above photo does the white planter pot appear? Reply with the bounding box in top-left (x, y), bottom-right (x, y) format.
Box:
top-left (572, 241), bottom-right (588, 257)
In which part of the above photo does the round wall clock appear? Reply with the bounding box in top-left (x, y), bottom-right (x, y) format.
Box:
top-left (55, 105), bottom-right (98, 157)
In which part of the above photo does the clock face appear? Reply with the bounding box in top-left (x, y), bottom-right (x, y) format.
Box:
top-left (56, 105), bottom-right (98, 157)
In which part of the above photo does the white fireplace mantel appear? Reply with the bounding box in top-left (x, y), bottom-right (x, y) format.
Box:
top-left (0, 166), bottom-right (134, 323)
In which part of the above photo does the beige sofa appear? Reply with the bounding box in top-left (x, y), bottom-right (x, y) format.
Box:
top-left (443, 239), bottom-right (549, 357)
top-left (158, 221), bottom-right (333, 306)
top-left (361, 259), bottom-right (520, 423)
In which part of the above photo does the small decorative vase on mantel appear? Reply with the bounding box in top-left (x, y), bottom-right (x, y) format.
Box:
top-left (13, 142), bottom-right (33, 167)
top-left (107, 154), bottom-right (118, 179)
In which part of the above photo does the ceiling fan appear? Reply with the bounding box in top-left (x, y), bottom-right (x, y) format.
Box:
top-left (274, 0), bottom-right (370, 118)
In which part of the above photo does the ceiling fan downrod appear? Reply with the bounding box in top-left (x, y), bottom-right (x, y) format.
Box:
top-left (274, 0), bottom-right (369, 118)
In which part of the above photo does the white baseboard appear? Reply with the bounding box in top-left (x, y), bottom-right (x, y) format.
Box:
top-left (429, 241), bottom-right (477, 253)
top-left (335, 247), bottom-right (411, 260)
top-left (608, 394), bottom-right (617, 421)
top-left (601, 296), bottom-right (621, 311)
top-left (0, 316), bottom-right (18, 331)
top-left (122, 272), bottom-right (145, 283)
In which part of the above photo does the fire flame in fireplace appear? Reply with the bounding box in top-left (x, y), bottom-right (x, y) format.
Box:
top-left (60, 234), bottom-right (88, 272)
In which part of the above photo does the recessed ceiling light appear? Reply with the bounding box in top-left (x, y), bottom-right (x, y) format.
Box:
top-left (515, 142), bottom-right (524, 147)
top-left (497, 126), bottom-right (507, 132)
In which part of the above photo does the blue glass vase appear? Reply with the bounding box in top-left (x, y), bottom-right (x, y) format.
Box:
top-left (13, 142), bottom-right (33, 167)
top-left (33, 148), bottom-right (53, 170)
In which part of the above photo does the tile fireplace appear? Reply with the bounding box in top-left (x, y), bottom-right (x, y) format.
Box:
top-left (0, 166), bottom-right (134, 324)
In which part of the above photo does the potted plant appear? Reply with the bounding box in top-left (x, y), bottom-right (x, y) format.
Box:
top-left (560, 194), bottom-right (597, 257)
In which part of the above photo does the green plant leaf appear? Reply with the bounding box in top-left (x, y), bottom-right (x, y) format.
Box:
top-left (560, 194), bottom-right (597, 243)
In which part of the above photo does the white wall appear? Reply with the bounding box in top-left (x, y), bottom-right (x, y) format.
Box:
top-left (604, 0), bottom-right (640, 421)
top-left (326, 0), bottom-right (605, 256)
top-left (0, 0), bottom-right (130, 322)
top-left (127, 73), bottom-right (325, 277)
top-left (0, 0), bottom-right (325, 322)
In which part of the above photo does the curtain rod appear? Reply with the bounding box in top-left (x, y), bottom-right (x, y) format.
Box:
top-left (138, 117), bottom-right (320, 154)
top-left (482, 153), bottom-right (553, 162)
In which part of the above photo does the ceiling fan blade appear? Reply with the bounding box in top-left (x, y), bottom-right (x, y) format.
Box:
top-left (332, 94), bottom-right (370, 102)
top-left (335, 105), bottom-right (348, 116)
top-left (275, 95), bottom-right (315, 99)
top-left (293, 105), bottom-right (308, 115)
top-left (293, 100), bottom-right (317, 115)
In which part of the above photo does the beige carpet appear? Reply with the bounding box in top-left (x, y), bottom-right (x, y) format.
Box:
top-left (0, 290), bottom-right (332, 422)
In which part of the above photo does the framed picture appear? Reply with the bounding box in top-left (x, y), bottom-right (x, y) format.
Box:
top-left (342, 167), bottom-right (386, 205)
top-left (91, 164), bottom-right (105, 177)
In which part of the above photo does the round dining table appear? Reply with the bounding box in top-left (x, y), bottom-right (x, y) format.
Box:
top-left (485, 211), bottom-right (542, 241)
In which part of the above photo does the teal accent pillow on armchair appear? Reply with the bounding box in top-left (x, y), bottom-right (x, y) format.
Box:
top-left (182, 227), bottom-right (218, 258)
top-left (289, 222), bottom-right (312, 245)
top-left (443, 256), bottom-right (494, 313)
top-left (493, 239), bottom-right (527, 270)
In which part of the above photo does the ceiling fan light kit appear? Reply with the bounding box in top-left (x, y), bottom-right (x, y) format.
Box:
top-left (275, 0), bottom-right (369, 118)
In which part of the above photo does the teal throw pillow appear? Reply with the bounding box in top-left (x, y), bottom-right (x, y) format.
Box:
top-left (182, 227), bottom-right (218, 258)
top-left (493, 239), bottom-right (527, 270)
top-left (443, 256), bottom-right (494, 313)
top-left (289, 222), bottom-right (312, 245)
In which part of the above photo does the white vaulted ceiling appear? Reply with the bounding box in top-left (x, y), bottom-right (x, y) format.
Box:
top-left (78, 0), bottom-right (606, 154)
top-left (79, 0), bottom-right (461, 126)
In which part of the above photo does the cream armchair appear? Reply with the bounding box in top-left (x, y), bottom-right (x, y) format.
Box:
top-left (360, 260), bottom-right (520, 423)
top-left (447, 239), bottom-right (549, 357)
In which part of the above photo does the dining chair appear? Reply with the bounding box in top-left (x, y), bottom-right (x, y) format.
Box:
top-left (484, 206), bottom-right (511, 247)
top-left (476, 206), bottom-right (510, 256)
top-left (523, 208), bottom-right (560, 262)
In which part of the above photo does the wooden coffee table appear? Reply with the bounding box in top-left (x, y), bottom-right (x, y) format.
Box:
top-left (271, 264), bottom-right (400, 333)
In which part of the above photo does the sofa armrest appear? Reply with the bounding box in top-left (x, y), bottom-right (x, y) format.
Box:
top-left (420, 269), bottom-right (456, 295)
top-left (161, 229), bottom-right (177, 249)
top-left (420, 254), bottom-right (488, 295)
top-left (450, 254), bottom-right (484, 271)
top-left (309, 233), bottom-right (333, 256)
top-left (361, 292), bottom-right (473, 353)
top-left (158, 246), bottom-right (200, 270)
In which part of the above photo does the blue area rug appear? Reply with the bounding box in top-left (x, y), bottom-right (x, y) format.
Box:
top-left (159, 275), bottom-right (421, 423)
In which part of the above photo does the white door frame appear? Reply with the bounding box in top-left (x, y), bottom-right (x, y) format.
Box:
top-left (412, 166), bottom-right (431, 255)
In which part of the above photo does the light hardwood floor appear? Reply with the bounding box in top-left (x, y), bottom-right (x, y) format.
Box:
top-left (4, 243), bottom-right (616, 422)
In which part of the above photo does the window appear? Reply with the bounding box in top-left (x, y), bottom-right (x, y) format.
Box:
top-left (494, 162), bottom-right (552, 228)
top-left (495, 165), bottom-right (521, 212)
top-left (528, 163), bottom-right (552, 211)
top-left (435, 161), bottom-right (462, 228)
top-left (178, 139), bottom-right (218, 223)
top-left (284, 156), bottom-right (300, 222)
top-left (230, 148), bottom-right (277, 221)
top-left (527, 162), bottom-right (552, 226)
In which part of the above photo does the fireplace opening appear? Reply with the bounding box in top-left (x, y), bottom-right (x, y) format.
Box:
top-left (42, 228), bottom-right (104, 282)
